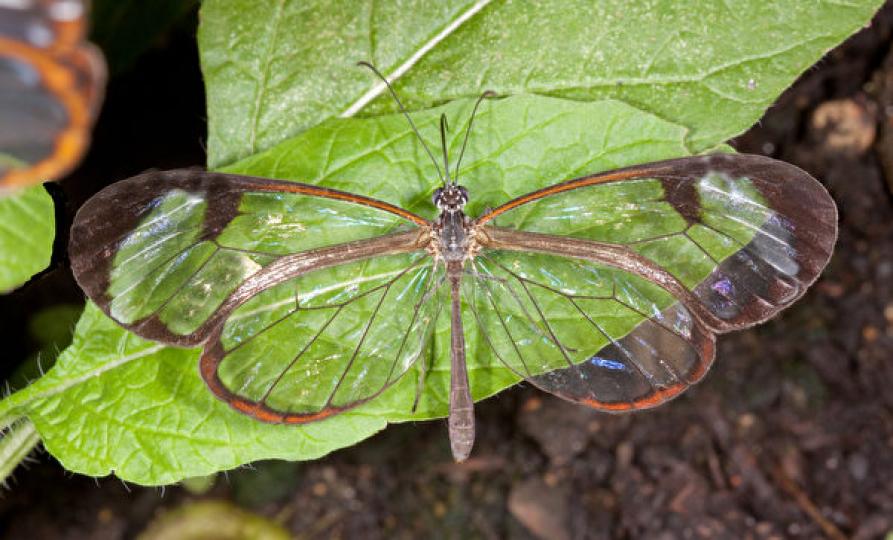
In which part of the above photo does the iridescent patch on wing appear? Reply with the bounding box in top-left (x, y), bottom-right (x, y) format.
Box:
top-left (0, 0), bottom-right (106, 192)
top-left (466, 251), bottom-right (714, 410)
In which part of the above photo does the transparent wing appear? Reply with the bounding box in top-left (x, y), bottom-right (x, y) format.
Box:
top-left (471, 154), bottom-right (837, 410)
top-left (69, 170), bottom-right (428, 346)
top-left (478, 153), bottom-right (837, 332)
top-left (466, 251), bottom-right (714, 410)
top-left (200, 253), bottom-right (444, 421)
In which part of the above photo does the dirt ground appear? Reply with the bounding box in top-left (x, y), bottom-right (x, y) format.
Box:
top-left (1, 4), bottom-right (892, 539)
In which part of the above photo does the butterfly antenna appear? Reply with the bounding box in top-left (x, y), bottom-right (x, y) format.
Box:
top-left (356, 61), bottom-right (445, 185)
top-left (440, 114), bottom-right (453, 186)
top-left (454, 90), bottom-right (495, 186)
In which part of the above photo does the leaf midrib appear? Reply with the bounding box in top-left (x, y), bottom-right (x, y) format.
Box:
top-left (340, 0), bottom-right (496, 118)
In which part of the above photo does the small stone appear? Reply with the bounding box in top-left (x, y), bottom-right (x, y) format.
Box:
top-left (848, 453), bottom-right (869, 481)
top-left (521, 396), bottom-right (542, 412)
top-left (97, 508), bottom-right (113, 524)
top-left (508, 476), bottom-right (570, 540)
top-left (818, 281), bottom-right (846, 298)
top-left (737, 413), bottom-right (757, 430)
top-left (616, 441), bottom-right (634, 469)
top-left (810, 98), bottom-right (877, 155)
top-left (862, 325), bottom-right (880, 342)
top-left (518, 396), bottom-right (594, 464)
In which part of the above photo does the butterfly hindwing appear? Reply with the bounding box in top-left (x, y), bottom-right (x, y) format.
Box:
top-left (466, 251), bottom-right (714, 411)
top-left (199, 254), bottom-right (444, 422)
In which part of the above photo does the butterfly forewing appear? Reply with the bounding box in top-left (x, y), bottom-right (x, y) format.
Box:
top-left (69, 170), bottom-right (429, 347)
top-left (478, 154), bottom-right (837, 332)
top-left (200, 253), bottom-right (444, 421)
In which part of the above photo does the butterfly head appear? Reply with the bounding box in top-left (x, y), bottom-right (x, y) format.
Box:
top-left (433, 185), bottom-right (469, 214)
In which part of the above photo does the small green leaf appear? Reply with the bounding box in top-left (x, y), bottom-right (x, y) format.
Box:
top-left (138, 500), bottom-right (290, 540)
top-left (0, 185), bottom-right (54, 292)
top-left (199, 0), bottom-right (883, 168)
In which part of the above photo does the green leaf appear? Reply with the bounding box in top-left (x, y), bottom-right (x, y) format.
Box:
top-left (0, 185), bottom-right (54, 292)
top-left (138, 500), bottom-right (290, 540)
top-left (199, 0), bottom-right (883, 168)
top-left (1, 97), bottom-right (691, 484)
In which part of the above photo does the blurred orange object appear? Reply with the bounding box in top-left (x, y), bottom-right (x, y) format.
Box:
top-left (0, 0), bottom-right (106, 192)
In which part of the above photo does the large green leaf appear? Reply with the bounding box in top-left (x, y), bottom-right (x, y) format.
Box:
top-left (199, 0), bottom-right (883, 168)
top-left (0, 97), bottom-right (692, 484)
top-left (0, 185), bottom-right (54, 292)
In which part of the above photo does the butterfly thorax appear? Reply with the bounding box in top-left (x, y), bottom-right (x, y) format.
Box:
top-left (432, 184), bottom-right (475, 263)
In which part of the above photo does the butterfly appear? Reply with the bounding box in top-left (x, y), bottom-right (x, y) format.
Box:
top-left (68, 65), bottom-right (837, 461)
top-left (0, 0), bottom-right (105, 192)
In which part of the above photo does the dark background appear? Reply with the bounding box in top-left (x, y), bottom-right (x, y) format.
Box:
top-left (0, 3), bottom-right (892, 539)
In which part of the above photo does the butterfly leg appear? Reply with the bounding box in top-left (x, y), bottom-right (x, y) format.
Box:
top-left (447, 261), bottom-right (474, 462)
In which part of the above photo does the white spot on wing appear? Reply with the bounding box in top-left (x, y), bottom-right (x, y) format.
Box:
top-left (48, 0), bottom-right (83, 20)
top-left (0, 0), bottom-right (32, 8)
top-left (26, 22), bottom-right (53, 46)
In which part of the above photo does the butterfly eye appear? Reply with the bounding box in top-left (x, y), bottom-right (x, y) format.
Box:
top-left (432, 187), bottom-right (443, 207)
top-left (458, 186), bottom-right (469, 204)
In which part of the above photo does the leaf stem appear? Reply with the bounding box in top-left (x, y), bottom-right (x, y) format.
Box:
top-left (0, 419), bottom-right (40, 487)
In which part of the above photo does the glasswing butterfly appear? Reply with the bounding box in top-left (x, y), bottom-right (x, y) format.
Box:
top-left (69, 64), bottom-right (837, 461)
top-left (0, 0), bottom-right (105, 192)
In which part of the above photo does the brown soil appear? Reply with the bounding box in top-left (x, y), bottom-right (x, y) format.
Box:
top-left (1, 4), bottom-right (892, 539)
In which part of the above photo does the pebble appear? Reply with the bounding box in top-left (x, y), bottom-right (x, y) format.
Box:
top-left (810, 98), bottom-right (877, 155)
